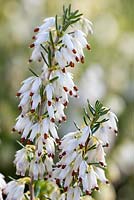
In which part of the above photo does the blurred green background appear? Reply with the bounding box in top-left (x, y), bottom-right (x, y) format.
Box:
top-left (0, 0), bottom-right (133, 199)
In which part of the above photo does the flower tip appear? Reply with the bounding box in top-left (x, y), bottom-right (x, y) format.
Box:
top-left (72, 49), bottom-right (77, 54)
top-left (48, 101), bottom-right (52, 106)
top-left (34, 27), bottom-right (39, 32)
top-left (29, 43), bottom-right (35, 48)
top-left (62, 68), bottom-right (66, 73)
top-left (106, 180), bottom-right (109, 184)
top-left (73, 86), bottom-right (78, 91)
top-left (63, 101), bottom-right (68, 107)
top-left (69, 90), bottom-right (73, 96)
top-left (16, 92), bottom-right (21, 97)
top-left (27, 139), bottom-right (32, 144)
top-left (44, 133), bottom-right (48, 139)
top-left (30, 109), bottom-right (35, 113)
top-left (29, 92), bottom-right (34, 97)
top-left (86, 44), bottom-right (91, 50)
top-left (28, 59), bottom-right (32, 63)
top-left (70, 61), bottom-right (75, 67)
top-left (20, 137), bottom-right (25, 143)
top-left (80, 56), bottom-right (84, 63)
top-left (50, 118), bottom-right (55, 123)
top-left (12, 127), bottom-right (16, 132)
top-left (32, 36), bottom-right (36, 40)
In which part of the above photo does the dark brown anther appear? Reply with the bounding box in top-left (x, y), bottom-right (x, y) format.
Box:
top-left (64, 187), bottom-right (68, 192)
top-left (59, 154), bottom-right (62, 159)
top-left (70, 61), bottom-right (74, 67)
top-left (79, 144), bottom-right (84, 149)
top-left (74, 94), bottom-right (78, 98)
top-left (106, 180), bottom-right (109, 184)
top-left (62, 151), bottom-right (66, 156)
top-left (63, 101), bottom-right (68, 107)
top-left (62, 165), bottom-right (66, 169)
top-left (62, 68), bottom-right (66, 73)
top-left (30, 109), bottom-right (35, 113)
top-left (27, 139), bottom-right (31, 144)
top-left (55, 97), bottom-right (59, 102)
top-left (16, 92), bottom-right (21, 97)
top-left (18, 131), bottom-right (22, 135)
top-left (30, 92), bottom-right (34, 97)
top-left (75, 56), bottom-right (79, 62)
top-left (58, 119), bottom-right (62, 123)
top-left (29, 43), bottom-right (35, 48)
top-left (32, 36), bottom-right (36, 40)
top-left (99, 161), bottom-right (104, 166)
top-left (72, 170), bottom-right (76, 176)
top-left (95, 186), bottom-right (99, 191)
top-left (56, 179), bottom-right (60, 185)
top-left (62, 116), bottom-right (66, 121)
top-left (18, 106), bottom-right (22, 110)
top-left (48, 101), bottom-right (52, 106)
top-left (63, 86), bottom-right (68, 92)
top-left (56, 138), bottom-right (61, 144)
top-left (20, 137), bottom-right (25, 143)
top-left (86, 44), bottom-right (91, 50)
top-left (12, 127), bottom-right (16, 132)
top-left (38, 58), bottom-right (42, 62)
top-left (44, 133), bottom-right (48, 139)
top-left (51, 154), bottom-right (54, 159)
top-left (48, 153), bottom-right (51, 158)
top-left (69, 90), bottom-right (73, 96)
top-left (73, 86), bottom-right (78, 91)
top-left (51, 118), bottom-right (55, 123)
top-left (28, 59), bottom-right (32, 63)
top-left (72, 49), bottom-right (77, 54)
top-left (105, 143), bottom-right (109, 147)
top-left (114, 129), bottom-right (118, 134)
top-left (81, 56), bottom-right (84, 63)
top-left (34, 27), bottom-right (39, 32)
top-left (38, 152), bottom-right (42, 157)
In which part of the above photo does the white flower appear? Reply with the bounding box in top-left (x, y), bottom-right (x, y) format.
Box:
top-left (39, 17), bottom-right (55, 32)
top-left (17, 76), bottom-right (36, 95)
top-left (29, 45), bottom-right (41, 62)
top-left (78, 17), bottom-right (93, 35)
top-left (0, 173), bottom-right (6, 190)
top-left (94, 110), bottom-right (118, 145)
top-left (0, 173), bottom-right (6, 200)
top-left (78, 126), bottom-right (91, 146)
top-left (29, 159), bottom-right (45, 180)
top-left (62, 34), bottom-right (74, 52)
top-left (5, 180), bottom-right (25, 200)
top-left (95, 167), bottom-right (109, 184)
top-left (14, 148), bottom-right (29, 176)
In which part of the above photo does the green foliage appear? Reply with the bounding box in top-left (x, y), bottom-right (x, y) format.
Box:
top-left (83, 100), bottom-right (110, 133)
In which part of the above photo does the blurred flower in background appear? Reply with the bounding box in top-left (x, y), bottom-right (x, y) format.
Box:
top-left (0, 0), bottom-right (133, 199)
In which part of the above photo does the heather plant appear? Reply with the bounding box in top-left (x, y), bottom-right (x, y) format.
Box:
top-left (0, 5), bottom-right (118, 200)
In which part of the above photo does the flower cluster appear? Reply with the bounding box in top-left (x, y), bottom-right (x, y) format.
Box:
top-left (53, 106), bottom-right (117, 199)
top-left (2, 5), bottom-right (118, 200)
top-left (12, 5), bottom-right (92, 182)
top-left (14, 144), bottom-right (53, 179)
